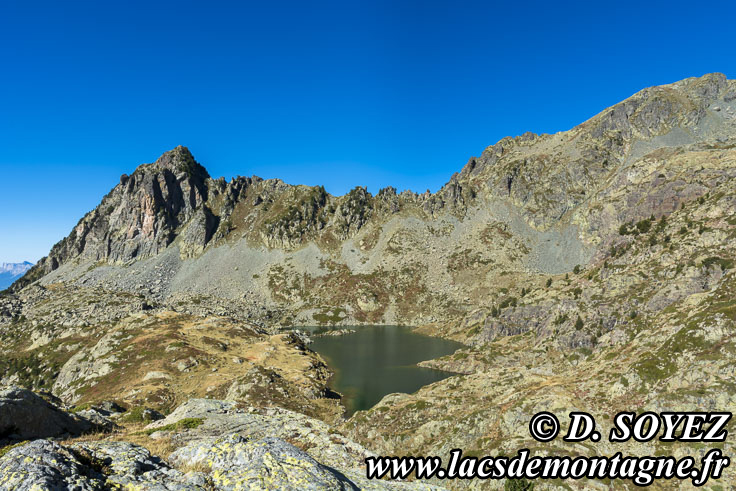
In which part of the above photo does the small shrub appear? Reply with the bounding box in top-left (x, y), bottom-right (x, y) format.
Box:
top-left (499, 297), bottom-right (517, 309)
top-left (635, 218), bottom-right (652, 234)
top-left (702, 256), bottom-right (734, 271)
top-left (505, 478), bottom-right (534, 491)
top-left (121, 407), bottom-right (151, 423)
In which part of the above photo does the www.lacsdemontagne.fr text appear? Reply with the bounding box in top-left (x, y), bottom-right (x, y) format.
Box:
top-left (366, 448), bottom-right (729, 486)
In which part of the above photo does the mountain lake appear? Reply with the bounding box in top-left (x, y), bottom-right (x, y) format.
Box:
top-left (292, 325), bottom-right (464, 416)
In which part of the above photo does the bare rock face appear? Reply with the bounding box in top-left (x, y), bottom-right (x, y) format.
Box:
top-left (179, 206), bottom-right (219, 258)
top-left (456, 73), bottom-right (736, 229)
top-left (14, 146), bottom-right (211, 289)
top-left (0, 386), bottom-right (92, 441)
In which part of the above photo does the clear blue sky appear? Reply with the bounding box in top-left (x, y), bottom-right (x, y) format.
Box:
top-left (1, 0), bottom-right (734, 263)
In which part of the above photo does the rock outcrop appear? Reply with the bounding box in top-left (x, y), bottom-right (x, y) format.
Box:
top-left (13, 146), bottom-right (211, 289)
top-left (170, 435), bottom-right (358, 491)
top-left (0, 391), bottom-right (440, 490)
top-left (0, 439), bottom-right (203, 491)
top-left (0, 387), bottom-right (93, 441)
top-left (7, 74), bottom-right (735, 333)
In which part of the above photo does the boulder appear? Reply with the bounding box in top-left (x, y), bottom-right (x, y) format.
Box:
top-left (0, 439), bottom-right (205, 491)
top-left (142, 408), bottom-right (165, 421)
top-left (0, 439), bottom-right (106, 491)
top-left (94, 400), bottom-right (126, 414)
top-left (72, 441), bottom-right (203, 490)
top-left (74, 408), bottom-right (118, 432)
top-left (170, 434), bottom-right (357, 490)
top-left (146, 399), bottom-right (446, 490)
top-left (0, 437), bottom-right (441, 490)
top-left (0, 386), bottom-right (92, 441)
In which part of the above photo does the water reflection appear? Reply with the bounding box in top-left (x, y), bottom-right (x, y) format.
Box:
top-left (295, 325), bottom-right (463, 416)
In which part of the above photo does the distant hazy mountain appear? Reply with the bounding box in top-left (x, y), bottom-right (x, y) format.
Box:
top-left (0, 262), bottom-right (33, 289)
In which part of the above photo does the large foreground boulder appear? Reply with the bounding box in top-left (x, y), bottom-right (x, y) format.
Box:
top-left (147, 399), bottom-right (445, 490)
top-left (0, 394), bottom-right (443, 490)
top-left (145, 399), bottom-right (375, 471)
top-left (0, 386), bottom-right (92, 441)
top-left (0, 439), bottom-right (201, 491)
top-left (0, 440), bottom-right (106, 491)
top-left (0, 437), bottom-right (442, 490)
top-left (170, 434), bottom-right (358, 490)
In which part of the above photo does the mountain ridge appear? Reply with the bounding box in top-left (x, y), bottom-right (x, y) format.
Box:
top-left (15, 74), bottom-right (735, 280)
top-left (10, 73), bottom-right (735, 332)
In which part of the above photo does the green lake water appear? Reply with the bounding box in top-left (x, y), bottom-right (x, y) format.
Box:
top-left (295, 325), bottom-right (463, 416)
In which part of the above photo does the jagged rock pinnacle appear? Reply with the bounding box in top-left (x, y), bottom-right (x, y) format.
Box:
top-left (151, 145), bottom-right (210, 180)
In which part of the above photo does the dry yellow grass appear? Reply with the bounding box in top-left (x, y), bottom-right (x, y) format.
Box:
top-left (65, 312), bottom-right (340, 423)
top-left (59, 422), bottom-right (178, 460)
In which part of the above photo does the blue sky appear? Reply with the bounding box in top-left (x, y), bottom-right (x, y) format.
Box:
top-left (1, 0), bottom-right (734, 262)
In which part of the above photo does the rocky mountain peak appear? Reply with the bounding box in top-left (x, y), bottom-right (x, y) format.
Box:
top-left (149, 145), bottom-right (210, 181)
top-left (455, 72), bottom-right (736, 228)
top-left (11, 147), bottom-right (218, 290)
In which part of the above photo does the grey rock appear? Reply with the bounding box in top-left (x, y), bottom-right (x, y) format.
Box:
top-left (142, 408), bottom-right (165, 421)
top-left (0, 439), bottom-right (106, 491)
top-left (0, 386), bottom-right (92, 441)
top-left (146, 398), bottom-right (236, 427)
top-left (96, 400), bottom-right (125, 414)
top-left (0, 439), bottom-right (206, 491)
top-left (170, 434), bottom-right (358, 491)
top-left (145, 399), bottom-right (444, 489)
top-left (71, 441), bottom-right (204, 490)
top-left (75, 408), bottom-right (118, 432)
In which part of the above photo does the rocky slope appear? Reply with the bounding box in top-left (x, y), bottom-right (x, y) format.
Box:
top-left (0, 387), bottom-right (439, 490)
top-left (2, 73), bottom-right (736, 489)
